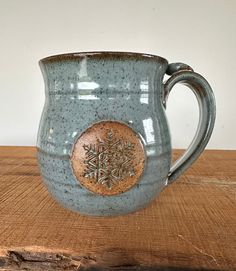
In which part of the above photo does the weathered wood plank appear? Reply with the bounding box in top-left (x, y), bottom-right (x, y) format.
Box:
top-left (0, 147), bottom-right (235, 270)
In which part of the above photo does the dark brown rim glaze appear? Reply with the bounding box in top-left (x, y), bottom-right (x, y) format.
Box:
top-left (39, 51), bottom-right (168, 65)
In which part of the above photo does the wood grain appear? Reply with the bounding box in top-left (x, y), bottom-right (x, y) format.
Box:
top-left (0, 146), bottom-right (235, 270)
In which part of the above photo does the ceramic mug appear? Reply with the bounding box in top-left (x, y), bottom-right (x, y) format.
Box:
top-left (37, 52), bottom-right (216, 216)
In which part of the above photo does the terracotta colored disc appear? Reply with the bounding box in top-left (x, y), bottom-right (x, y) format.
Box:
top-left (71, 121), bottom-right (146, 196)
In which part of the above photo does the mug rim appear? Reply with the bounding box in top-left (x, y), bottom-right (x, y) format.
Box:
top-left (39, 51), bottom-right (168, 65)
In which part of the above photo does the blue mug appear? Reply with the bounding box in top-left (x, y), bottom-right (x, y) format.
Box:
top-left (37, 52), bottom-right (216, 216)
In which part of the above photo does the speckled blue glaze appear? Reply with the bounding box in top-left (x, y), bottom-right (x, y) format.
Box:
top-left (37, 52), bottom-right (216, 216)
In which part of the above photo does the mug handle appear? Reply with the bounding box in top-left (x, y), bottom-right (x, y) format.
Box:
top-left (163, 63), bottom-right (216, 183)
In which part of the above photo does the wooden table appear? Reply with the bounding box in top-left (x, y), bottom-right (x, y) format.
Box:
top-left (0, 147), bottom-right (235, 270)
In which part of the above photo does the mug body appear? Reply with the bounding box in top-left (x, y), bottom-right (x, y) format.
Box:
top-left (37, 52), bottom-right (171, 216)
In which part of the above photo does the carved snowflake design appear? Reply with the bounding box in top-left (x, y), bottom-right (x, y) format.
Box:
top-left (83, 130), bottom-right (136, 189)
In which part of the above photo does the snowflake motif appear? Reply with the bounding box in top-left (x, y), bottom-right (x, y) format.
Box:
top-left (83, 130), bottom-right (136, 189)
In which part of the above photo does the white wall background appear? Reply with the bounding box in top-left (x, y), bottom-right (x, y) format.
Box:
top-left (0, 0), bottom-right (235, 149)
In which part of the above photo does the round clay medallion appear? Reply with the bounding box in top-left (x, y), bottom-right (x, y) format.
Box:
top-left (71, 121), bottom-right (146, 196)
